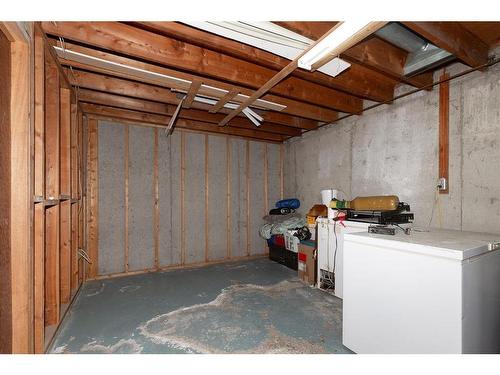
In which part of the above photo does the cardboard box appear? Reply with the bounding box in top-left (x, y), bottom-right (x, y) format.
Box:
top-left (298, 242), bottom-right (316, 286)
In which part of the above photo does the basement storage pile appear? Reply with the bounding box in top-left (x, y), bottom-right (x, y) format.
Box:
top-left (259, 198), bottom-right (317, 283)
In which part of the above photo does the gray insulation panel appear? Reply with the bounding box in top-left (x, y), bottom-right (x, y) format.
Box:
top-left (229, 138), bottom-right (248, 258)
top-left (207, 135), bottom-right (228, 261)
top-left (98, 122), bottom-right (126, 275)
top-left (248, 142), bottom-right (266, 255)
top-left (169, 132), bottom-right (182, 266)
top-left (184, 133), bottom-right (206, 264)
top-left (158, 131), bottom-right (178, 267)
top-left (267, 144), bottom-right (281, 210)
top-left (128, 125), bottom-right (155, 271)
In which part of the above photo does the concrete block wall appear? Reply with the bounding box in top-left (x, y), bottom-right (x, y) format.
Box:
top-left (284, 60), bottom-right (500, 234)
top-left (96, 123), bottom-right (281, 276)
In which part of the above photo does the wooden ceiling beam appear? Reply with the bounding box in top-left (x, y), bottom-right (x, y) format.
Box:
top-left (342, 37), bottom-right (435, 88)
top-left (41, 21), bottom-right (362, 113)
top-left (275, 22), bottom-right (434, 89)
top-left (219, 23), bottom-right (344, 126)
top-left (50, 38), bottom-right (336, 123)
top-left (133, 22), bottom-right (396, 102)
top-left (182, 80), bottom-right (202, 109)
top-left (81, 104), bottom-right (285, 142)
top-left (77, 89), bottom-right (301, 137)
top-left (402, 22), bottom-right (490, 68)
top-left (209, 89), bottom-right (239, 113)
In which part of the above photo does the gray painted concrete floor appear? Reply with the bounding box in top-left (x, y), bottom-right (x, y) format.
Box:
top-left (49, 258), bottom-right (352, 354)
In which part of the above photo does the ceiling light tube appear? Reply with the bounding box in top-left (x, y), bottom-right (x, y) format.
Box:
top-left (298, 21), bottom-right (387, 71)
top-left (242, 108), bottom-right (262, 127)
top-left (192, 95), bottom-right (262, 126)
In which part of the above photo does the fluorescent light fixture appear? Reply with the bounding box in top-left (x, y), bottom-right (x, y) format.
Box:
top-left (298, 21), bottom-right (387, 71)
top-left (53, 46), bottom-right (286, 112)
top-left (185, 21), bottom-right (351, 78)
top-left (191, 95), bottom-right (262, 127)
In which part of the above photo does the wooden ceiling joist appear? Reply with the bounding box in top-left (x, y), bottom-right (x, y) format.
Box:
top-left (402, 22), bottom-right (490, 68)
top-left (41, 21), bottom-right (362, 114)
top-left (77, 89), bottom-right (301, 137)
top-left (61, 57), bottom-right (337, 123)
top-left (65, 68), bottom-right (328, 128)
top-left (275, 22), bottom-right (434, 89)
top-left (134, 21), bottom-right (397, 102)
top-left (81, 104), bottom-right (285, 142)
top-left (218, 22), bottom-right (386, 127)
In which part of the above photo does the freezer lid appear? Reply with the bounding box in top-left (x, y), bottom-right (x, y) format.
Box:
top-left (344, 228), bottom-right (500, 260)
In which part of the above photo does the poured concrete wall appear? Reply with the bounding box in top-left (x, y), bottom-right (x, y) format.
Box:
top-left (96, 124), bottom-right (281, 276)
top-left (284, 60), bottom-right (500, 234)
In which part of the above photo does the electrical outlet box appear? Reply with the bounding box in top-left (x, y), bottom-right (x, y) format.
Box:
top-left (438, 177), bottom-right (448, 191)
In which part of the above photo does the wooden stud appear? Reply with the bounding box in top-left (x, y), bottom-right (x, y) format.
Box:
top-left (33, 203), bottom-right (45, 353)
top-left (44, 204), bottom-right (60, 326)
top-left (0, 30), bottom-right (13, 354)
top-left (60, 88), bottom-right (71, 196)
top-left (226, 136), bottom-right (231, 259)
top-left (153, 128), bottom-right (159, 270)
top-left (205, 134), bottom-right (209, 262)
top-left (439, 71), bottom-right (450, 194)
top-left (180, 131), bottom-right (186, 265)
top-left (70, 100), bottom-right (78, 199)
top-left (45, 46), bottom-right (60, 200)
top-left (70, 201), bottom-right (78, 294)
top-left (246, 140), bottom-right (250, 257)
top-left (34, 26), bottom-right (45, 199)
top-left (124, 125), bottom-right (129, 273)
top-left (86, 119), bottom-right (98, 278)
top-left (59, 200), bottom-right (71, 304)
top-left (8, 28), bottom-right (32, 354)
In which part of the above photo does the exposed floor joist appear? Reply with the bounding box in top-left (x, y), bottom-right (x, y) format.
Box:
top-left (133, 21), bottom-right (397, 103)
top-left (274, 22), bottom-right (434, 88)
top-left (402, 22), bottom-right (490, 68)
top-left (83, 105), bottom-right (285, 143)
top-left (78, 90), bottom-right (301, 137)
top-left (51, 38), bottom-right (336, 123)
top-left (41, 22), bottom-right (363, 114)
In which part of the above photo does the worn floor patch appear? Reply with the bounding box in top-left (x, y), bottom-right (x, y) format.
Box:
top-left (48, 258), bottom-right (351, 354)
top-left (139, 280), bottom-right (347, 354)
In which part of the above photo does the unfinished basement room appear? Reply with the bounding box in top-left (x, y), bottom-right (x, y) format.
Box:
top-left (2, 2), bottom-right (500, 372)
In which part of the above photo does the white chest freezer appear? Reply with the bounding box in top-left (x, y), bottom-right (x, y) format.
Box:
top-left (343, 228), bottom-right (500, 354)
top-left (316, 218), bottom-right (370, 298)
